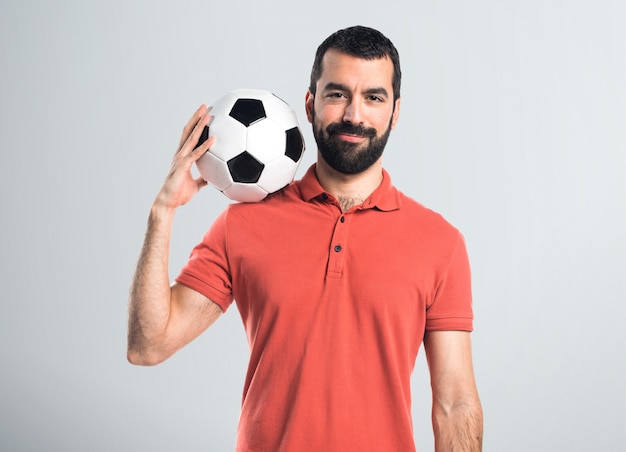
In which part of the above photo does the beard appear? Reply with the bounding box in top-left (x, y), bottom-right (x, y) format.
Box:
top-left (311, 107), bottom-right (393, 175)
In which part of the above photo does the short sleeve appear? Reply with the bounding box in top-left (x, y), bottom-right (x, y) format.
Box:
top-left (175, 209), bottom-right (234, 312)
top-left (425, 232), bottom-right (474, 331)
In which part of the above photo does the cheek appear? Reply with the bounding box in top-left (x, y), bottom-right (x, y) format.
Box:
top-left (374, 110), bottom-right (395, 131)
top-left (316, 102), bottom-right (346, 122)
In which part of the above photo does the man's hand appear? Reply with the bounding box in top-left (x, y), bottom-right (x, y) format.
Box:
top-left (127, 106), bottom-right (221, 366)
top-left (154, 105), bottom-right (215, 211)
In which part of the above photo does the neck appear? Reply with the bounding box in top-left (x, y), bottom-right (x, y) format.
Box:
top-left (315, 156), bottom-right (383, 211)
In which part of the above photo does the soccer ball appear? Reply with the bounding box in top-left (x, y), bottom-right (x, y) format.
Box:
top-left (195, 89), bottom-right (306, 202)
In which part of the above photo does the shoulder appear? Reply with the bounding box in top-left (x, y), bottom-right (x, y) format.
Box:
top-left (379, 170), bottom-right (460, 236)
top-left (395, 189), bottom-right (461, 239)
top-left (222, 180), bottom-right (306, 226)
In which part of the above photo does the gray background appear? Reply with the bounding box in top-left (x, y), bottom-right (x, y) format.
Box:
top-left (1, 0), bottom-right (624, 450)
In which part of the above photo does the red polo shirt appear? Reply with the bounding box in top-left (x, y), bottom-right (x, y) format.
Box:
top-left (176, 164), bottom-right (473, 451)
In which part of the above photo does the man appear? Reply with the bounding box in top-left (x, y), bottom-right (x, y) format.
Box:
top-left (128, 25), bottom-right (483, 451)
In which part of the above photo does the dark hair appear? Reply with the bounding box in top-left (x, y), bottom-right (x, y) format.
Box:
top-left (309, 25), bottom-right (401, 101)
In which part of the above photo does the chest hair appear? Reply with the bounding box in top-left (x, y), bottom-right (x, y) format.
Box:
top-left (338, 195), bottom-right (365, 212)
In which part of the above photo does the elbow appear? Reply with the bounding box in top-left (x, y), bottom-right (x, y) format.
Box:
top-left (127, 350), bottom-right (154, 366)
top-left (126, 343), bottom-right (170, 366)
top-left (432, 395), bottom-right (483, 450)
top-left (432, 392), bottom-right (483, 430)
top-left (434, 392), bottom-right (483, 419)
top-left (127, 324), bottom-right (173, 366)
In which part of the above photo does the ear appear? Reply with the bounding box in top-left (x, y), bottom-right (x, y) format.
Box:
top-left (305, 90), bottom-right (314, 123)
top-left (390, 98), bottom-right (401, 130)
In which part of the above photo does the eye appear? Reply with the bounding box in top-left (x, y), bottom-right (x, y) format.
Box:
top-left (367, 95), bottom-right (385, 102)
top-left (327, 92), bottom-right (346, 99)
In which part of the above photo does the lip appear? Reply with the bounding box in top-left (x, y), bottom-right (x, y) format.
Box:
top-left (336, 133), bottom-right (366, 143)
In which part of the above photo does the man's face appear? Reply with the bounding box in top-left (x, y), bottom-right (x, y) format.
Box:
top-left (306, 49), bottom-right (400, 175)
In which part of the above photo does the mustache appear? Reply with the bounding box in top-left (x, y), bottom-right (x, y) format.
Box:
top-left (326, 122), bottom-right (376, 138)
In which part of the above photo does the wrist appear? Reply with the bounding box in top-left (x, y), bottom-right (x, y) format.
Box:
top-left (150, 197), bottom-right (178, 221)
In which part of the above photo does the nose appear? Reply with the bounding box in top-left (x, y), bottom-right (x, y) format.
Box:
top-left (342, 99), bottom-right (363, 125)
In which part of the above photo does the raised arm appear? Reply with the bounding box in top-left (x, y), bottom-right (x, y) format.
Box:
top-left (424, 330), bottom-right (483, 451)
top-left (127, 105), bottom-right (222, 366)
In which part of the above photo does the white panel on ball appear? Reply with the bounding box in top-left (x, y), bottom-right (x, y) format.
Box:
top-left (261, 95), bottom-right (300, 130)
top-left (209, 92), bottom-right (238, 118)
top-left (224, 182), bottom-right (269, 203)
top-left (257, 157), bottom-right (299, 194)
top-left (246, 119), bottom-right (287, 163)
top-left (208, 116), bottom-right (248, 161)
top-left (196, 152), bottom-right (233, 191)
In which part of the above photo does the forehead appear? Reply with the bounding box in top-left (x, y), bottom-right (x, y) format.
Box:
top-left (318, 49), bottom-right (394, 91)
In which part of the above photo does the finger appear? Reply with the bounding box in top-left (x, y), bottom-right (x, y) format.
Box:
top-left (181, 111), bottom-right (212, 155)
top-left (178, 105), bottom-right (208, 149)
top-left (179, 105), bottom-right (207, 147)
top-left (190, 134), bottom-right (215, 161)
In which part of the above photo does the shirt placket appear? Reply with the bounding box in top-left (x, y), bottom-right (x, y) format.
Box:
top-left (327, 212), bottom-right (349, 280)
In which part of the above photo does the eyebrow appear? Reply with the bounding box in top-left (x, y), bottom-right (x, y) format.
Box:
top-left (322, 82), bottom-right (389, 98)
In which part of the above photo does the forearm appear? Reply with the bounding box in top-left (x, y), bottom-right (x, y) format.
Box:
top-left (432, 395), bottom-right (483, 451)
top-left (127, 203), bottom-right (177, 364)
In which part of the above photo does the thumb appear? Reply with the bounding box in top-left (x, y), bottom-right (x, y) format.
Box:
top-left (194, 176), bottom-right (209, 190)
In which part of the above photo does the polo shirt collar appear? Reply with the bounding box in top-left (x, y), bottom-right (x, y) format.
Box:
top-left (299, 164), bottom-right (401, 212)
